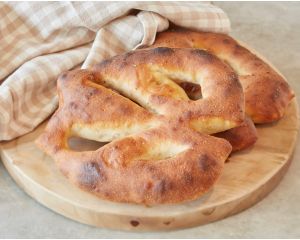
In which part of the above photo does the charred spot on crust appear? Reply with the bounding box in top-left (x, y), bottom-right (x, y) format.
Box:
top-left (271, 88), bottom-right (281, 100)
top-left (104, 191), bottom-right (111, 198)
top-left (233, 44), bottom-right (244, 55)
top-left (222, 73), bottom-right (242, 98)
top-left (178, 117), bottom-right (184, 123)
top-left (254, 62), bottom-right (262, 67)
top-left (145, 181), bottom-right (153, 190)
top-left (222, 39), bottom-right (230, 44)
top-left (78, 161), bottom-right (105, 189)
top-left (146, 165), bottom-right (156, 173)
top-left (217, 131), bottom-right (242, 148)
top-left (86, 74), bottom-right (95, 82)
top-left (228, 72), bottom-right (243, 91)
top-left (118, 104), bottom-right (133, 116)
top-left (119, 61), bottom-right (129, 69)
top-left (152, 47), bottom-right (174, 55)
top-left (145, 165), bottom-right (162, 179)
top-left (69, 101), bottom-right (78, 110)
top-left (190, 49), bottom-right (214, 63)
top-left (183, 110), bottom-right (193, 119)
top-left (164, 221), bottom-right (171, 225)
top-left (198, 154), bottom-right (215, 172)
top-left (235, 44), bottom-right (242, 50)
top-left (153, 179), bottom-right (167, 195)
top-left (171, 126), bottom-right (178, 132)
top-left (148, 166), bottom-right (166, 182)
top-left (86, 88), bottom-right (99, 100)
top-left (229, 72), bottom-right (239, 82)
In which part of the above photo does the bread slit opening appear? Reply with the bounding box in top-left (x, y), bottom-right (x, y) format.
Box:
top-left (86, 79), bottom-right (156, 113)
top-left (68, 137), bottom-right (108, 152)
top-left (148, 66), bottom-right (202, 101)
top-left (176, 81), bottom-right (202, 100)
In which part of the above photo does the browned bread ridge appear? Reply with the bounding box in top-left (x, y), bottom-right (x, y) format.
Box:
top-left (149, 29), bottom-right (294, 123)
top-left (178, 81), bottom-right (258, 151)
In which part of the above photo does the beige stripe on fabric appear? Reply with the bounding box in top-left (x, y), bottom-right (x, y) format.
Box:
top-left (0, 2), bottom-right (230, 140)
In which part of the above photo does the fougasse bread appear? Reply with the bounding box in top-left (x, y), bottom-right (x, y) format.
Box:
top-left (36, 48), bottom-right (245, 204)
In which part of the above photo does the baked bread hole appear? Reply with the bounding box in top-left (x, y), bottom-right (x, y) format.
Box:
top-left (147, 66), bottom-right (203, 101)
top-left (177, 81), bottom-right (202, 100)
top-left (135, 141), bottom-right (189, 162)
top-left (86, 78), bottom-right (157, 114)
top-left (68, 136), bottom-right (107, 152)
top-left (70, 121), bottom-right (159, 143)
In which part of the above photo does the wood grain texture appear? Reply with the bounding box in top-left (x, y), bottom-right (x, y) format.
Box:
top-left (0, 98), bottom-right (298, 231)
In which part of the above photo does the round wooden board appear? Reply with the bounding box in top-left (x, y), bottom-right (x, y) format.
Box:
top-left (0, 98), bottom-right (298, 231)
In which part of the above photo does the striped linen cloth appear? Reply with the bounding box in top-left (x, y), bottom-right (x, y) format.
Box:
top-left (0, 2), bottom-right (230, 141)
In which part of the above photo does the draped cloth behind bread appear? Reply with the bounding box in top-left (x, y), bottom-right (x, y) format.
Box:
top-left (0, 2), bottom-right (230, 140)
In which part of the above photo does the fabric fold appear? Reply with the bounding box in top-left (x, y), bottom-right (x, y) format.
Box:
top-left (0, 2), bottom-right (230, 140)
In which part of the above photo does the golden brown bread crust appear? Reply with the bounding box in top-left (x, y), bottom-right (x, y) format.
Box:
top-left (178, 81), bottom-right (258, 151)
top-left (92, 47), bottom-right (244, 134)
top-left (36, 47), bottom-right (245, 205)
top-left (149, 29), bottom-right (294, 123)
top-left (214, 117), bottom-right (258, 152)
